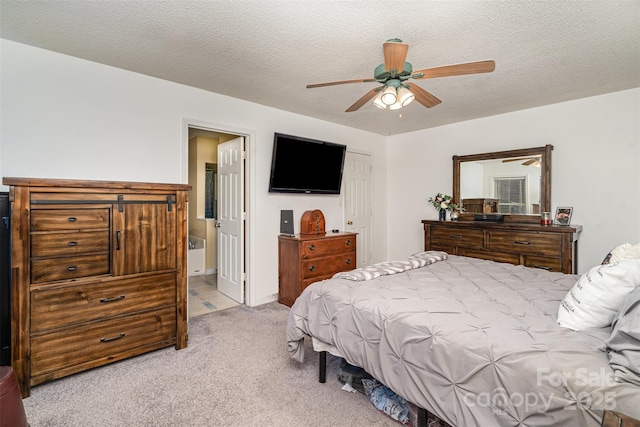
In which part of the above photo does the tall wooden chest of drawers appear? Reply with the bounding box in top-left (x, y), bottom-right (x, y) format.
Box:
top-left (3, 177), bottom-right (191, 397)
top-left (422, 220), bottom-right (581, 274)
top-left (278, 232), bottom-right (357, 307)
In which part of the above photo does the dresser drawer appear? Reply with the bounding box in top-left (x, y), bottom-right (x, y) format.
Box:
top-left (488, 231), bottom-right (561, 256)
top-left (31, 254), bottom-right (110, 283)
top-left (31, 209), bottom-right (109, 231)
top-left (30, 306), bottom-right (176, 378)
top-left (431, 226), bottom-right (484, 249)
top-left (31, 231), bottom-right (109, 257)
top-left (458, 248), bottom-right (521, 265)
top-left (31, 273), bottom-right (176, 332)
top-left (301, 236), bottom-right (355, 258)
top-left (301, 274), bottom-right (335, 291)
top-left (302, 253), bottom-right (355, 279)
top-left (524, 255), bottom-right (563, 272)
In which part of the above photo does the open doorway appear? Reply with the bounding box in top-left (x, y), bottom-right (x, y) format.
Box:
top-left (187, 127), bottom-right (244, 318)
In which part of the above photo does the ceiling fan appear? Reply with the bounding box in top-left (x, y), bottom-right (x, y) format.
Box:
top-left (306, 38), bottom-right (495, 112)
top-left (502, 156), bottom-right (542, 167)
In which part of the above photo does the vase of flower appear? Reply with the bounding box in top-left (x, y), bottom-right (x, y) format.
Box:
top-left (428, 193), bottom-right (464, 222)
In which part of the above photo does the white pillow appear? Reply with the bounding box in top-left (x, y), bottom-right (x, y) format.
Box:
top-left (609, 242), bottom-right (640, 263)
top-left (557, 260), bottom-right (640, 330)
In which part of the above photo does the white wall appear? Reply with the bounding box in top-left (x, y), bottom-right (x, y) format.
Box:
top-left (0, 40), bottom-right (388, 306)
top-left (2, 39), bottom-right (639, 299)
top-left (387, 88), bottom-right (640, 273)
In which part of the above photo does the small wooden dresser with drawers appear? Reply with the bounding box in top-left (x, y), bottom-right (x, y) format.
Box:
top-left (4, 177), bottom-right (190, 397)
top-left (278, 232), bottom-right (357, 307)
top-left (422, 220), bottom-right (581, 274)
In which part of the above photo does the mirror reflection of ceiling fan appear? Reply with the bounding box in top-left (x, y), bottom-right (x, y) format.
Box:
top-left (306, 38), bottom-right (495, 112)
top-left (502, 156), bottom-right (542, 167)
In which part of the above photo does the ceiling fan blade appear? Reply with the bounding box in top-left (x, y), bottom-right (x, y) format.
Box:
top-left (413, 60), bottom-right (496, 79)
top-left (307, 78), bottom-right (376, 89)
top-left (406, 83), bottom-right (441, 108)
top-left (345, 88), bottom-right (380, 112)
top-left (383, 41), bottom-right (409, 73)
top-left (502, 157), bottom-right (540, 163)
top-left (523, 159), bottom-right (538, 166)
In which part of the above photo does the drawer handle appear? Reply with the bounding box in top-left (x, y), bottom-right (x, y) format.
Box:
top-left (67, 266), bottom-right (78, 272)
top-left (449, 235), bottom-right (462, 239)
top-left (100, 332), bottom-right (125, 343)
top-left (67, 217), bottom-right (77, 222)
top-left (309, 244), bottom-right (315, 251)
top-left (534, 265), bottom-right (552, 271)
top-left (346, 240), bottom-right (352, 245)
top-left (514, 241), bottom-right (531, 245)
top-left (346, 258), bottom-right (352, 265)
top-left (68, 241), bottom-right (78, 247)
top-left (309, 265), bottom-right (316, 272)
top-left (100, 294), bottom-right (126, 303)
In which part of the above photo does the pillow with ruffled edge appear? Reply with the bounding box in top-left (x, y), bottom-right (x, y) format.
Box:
top-left (557, 259), bottom-right (640, 330)
top-left (602, 242), bottom-right (640, 265)
top-left (605, 286), bottom-right (640, 385)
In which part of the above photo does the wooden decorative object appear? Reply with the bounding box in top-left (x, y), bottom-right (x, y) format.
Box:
top-left (300, 209), bottom-right (326, 235)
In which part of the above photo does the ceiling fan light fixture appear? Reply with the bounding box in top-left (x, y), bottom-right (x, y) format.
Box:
top-left (397, 86), bottom-right (415, 106)
top-left (389, 100), bottom-right (403, 110)
top-left (372, 92), bottom-right (387, 109)
top-left (380, 85), bottom-right (397, 106)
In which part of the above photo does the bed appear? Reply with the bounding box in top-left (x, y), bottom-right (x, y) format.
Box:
top-left (286, 252), bottom-right (640, 426)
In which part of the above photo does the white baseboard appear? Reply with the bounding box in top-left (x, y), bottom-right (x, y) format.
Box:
top-left (249, 293), bottom-right (278, 307)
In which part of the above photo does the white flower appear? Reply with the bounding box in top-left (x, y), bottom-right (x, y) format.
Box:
top-left (440, 201), bottom-right (448, 209)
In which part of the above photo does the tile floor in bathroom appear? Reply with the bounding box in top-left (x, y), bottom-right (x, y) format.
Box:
top-left (188, 273), bottom-right (240, 318)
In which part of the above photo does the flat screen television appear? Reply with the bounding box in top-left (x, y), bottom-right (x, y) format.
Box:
top-left (268, 133), bottom-right (346, 194)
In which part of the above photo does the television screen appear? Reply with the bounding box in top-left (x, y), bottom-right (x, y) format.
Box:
top-left (268, 133), bottom-right (346, 194)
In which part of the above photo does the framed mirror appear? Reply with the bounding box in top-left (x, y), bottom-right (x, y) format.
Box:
top-left (453, 145), bottom-right (552, 223)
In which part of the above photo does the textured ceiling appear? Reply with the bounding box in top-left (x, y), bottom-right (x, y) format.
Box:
top-left (1, 1), bottom-right (639, 136)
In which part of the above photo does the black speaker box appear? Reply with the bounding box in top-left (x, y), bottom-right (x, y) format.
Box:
top-left (280, 210), bottom-right (294, 235)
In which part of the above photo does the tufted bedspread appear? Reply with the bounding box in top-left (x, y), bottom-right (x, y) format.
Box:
top-left (286, 255), bottom-right (640, 426)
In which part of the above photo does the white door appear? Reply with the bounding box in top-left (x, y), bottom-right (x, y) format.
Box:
top-left (217, 137), bottom-right (244, 303)
top-left (344, 151), bottom-right (373, 268)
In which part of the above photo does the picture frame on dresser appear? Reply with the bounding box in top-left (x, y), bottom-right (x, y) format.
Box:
top-left (555, 207), bottom-right (573, 225)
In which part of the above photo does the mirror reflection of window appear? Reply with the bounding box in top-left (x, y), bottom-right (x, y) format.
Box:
top-left (205, 163), bottom-right (217, 219)
top-left (494, 177), bottom-right (526, 214)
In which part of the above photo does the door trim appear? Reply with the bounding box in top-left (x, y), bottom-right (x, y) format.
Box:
top-left (182, 118), bottom-right (256, 306)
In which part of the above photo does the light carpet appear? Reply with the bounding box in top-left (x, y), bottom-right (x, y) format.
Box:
top-left (22, 301), bottom-right (398, 426)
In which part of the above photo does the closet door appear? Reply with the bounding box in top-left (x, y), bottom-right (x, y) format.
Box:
top-left (113, 195), bottom-right (177, 276)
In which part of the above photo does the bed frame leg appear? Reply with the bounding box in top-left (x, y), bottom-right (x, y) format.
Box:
top-left (318, 351), bottom-right (327, 383)
top-left (416, 407), bottom-right (428, 427)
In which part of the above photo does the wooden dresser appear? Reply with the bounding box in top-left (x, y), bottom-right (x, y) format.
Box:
top-left (278, 232), bottom-right (357, 307)
top-left (4, 177), bottom-right (190, 397)
top-left (422, 220), bottom-right (582, 274)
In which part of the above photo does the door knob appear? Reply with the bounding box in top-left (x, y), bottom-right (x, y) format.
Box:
top-left (347, 220), bottom-right (353, 225)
